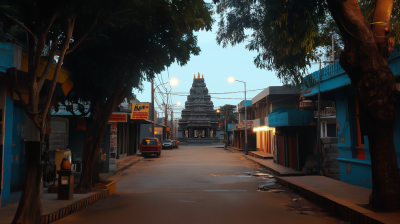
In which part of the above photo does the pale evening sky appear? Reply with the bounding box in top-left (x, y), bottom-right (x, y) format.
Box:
top-left (133, 4), bottom-right (319, 120)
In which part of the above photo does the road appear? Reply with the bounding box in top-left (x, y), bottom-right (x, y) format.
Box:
top-left (54, 145), bottom-right (344, 224)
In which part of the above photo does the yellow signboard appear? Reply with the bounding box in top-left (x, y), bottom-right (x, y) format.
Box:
top-left (131, 103), bottom-right (149, 119)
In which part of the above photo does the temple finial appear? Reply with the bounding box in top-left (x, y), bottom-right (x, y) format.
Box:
top-left (197, 72), bottom-right (200, 79)
top-left (202, 74), bottom-right (204, 79)
top-left (194, 74), bottom-right (195, 79)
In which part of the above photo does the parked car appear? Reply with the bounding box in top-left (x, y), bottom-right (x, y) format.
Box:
top-left (162, 139), bottom-right (174, 149)
top-left (140, 138), bottom-right (162, 157)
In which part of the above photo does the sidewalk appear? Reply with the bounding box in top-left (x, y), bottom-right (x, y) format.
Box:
top-left (228, 147), bottom-right (400, 224)
top-left (0, 155), bottom-right (142, 224)
top-left (226, 146), bottom-right (257, 152)
top-left (100, 155), bottom-right (142, 180)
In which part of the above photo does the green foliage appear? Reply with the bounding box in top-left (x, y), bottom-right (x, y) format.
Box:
top-left (214, 0), bottom-right (331, 86)
top-left (63, 0), bottom-right (214, 106)
top-left (217, 104), bottom-right (237, 132)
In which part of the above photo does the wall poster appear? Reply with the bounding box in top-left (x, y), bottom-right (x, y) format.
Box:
top-left (110, 124), bottom-right (117, 164)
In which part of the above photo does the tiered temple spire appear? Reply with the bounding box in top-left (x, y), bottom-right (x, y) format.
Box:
top-left (178, 74), bottom-right (219, 138)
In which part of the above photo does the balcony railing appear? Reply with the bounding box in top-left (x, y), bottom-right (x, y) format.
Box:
top-left (299, 100), bottom-right (335, 111)
top-left (314, 107), bottom-right (336, 117)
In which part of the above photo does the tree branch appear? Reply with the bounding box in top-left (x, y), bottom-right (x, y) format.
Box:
top-left (40, 16), bottom-right (75, 121)
top-left (1, 13), bottom-right (37, 39)
top-left (67, 8), bottom-right (133, 53)
top-left (37, 34), bottom-right (59, 92)
top-left (43, 6), bottom-right (60, 35)
top-left (66, 7), bottom-right (102, 55)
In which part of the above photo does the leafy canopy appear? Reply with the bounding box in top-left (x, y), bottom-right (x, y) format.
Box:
top-left (63, 0), bottom-right (214, 107)
top-left (214, 0), bottom-right (400, 85)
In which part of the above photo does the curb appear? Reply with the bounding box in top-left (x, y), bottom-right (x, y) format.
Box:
top-left (41, 190), bottom-right (109, 224)
top-left (40, 157), bottom-right (142, 223)
top-left (115, 156), bottom-right (142, 174)
top-left (275, 178), bottom-right (389, 224)
top-left (243, 156), bottom-right (394, 224)
top-left (243, 155), bottom-right (305, 177)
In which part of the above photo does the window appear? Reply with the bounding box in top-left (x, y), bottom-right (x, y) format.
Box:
top-left (143, 139), bottom-right (158, 145)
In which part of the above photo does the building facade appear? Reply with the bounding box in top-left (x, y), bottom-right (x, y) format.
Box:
top-left (301, 46), bottom-right (400, 188)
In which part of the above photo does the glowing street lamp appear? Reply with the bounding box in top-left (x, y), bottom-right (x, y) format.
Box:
top-left (169, 78), bottom-right (179, 87)
top-left (228, 76), bottom-right (248, 155)
top-left (176, 101), bottom-right (181, 106)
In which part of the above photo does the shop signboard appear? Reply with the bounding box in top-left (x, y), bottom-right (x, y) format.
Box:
top-left (131, 103), bottom-right (149, 119)
top-left (109, 113), bottom-right (128, 122)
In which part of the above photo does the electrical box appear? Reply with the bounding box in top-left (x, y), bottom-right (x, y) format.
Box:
top-left (55, 150), bottom-right (71, 179)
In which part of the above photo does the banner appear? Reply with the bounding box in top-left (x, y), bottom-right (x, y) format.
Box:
top-left (131, 103), bottom-right (149, 119)
top-left (109, 113), bottom-right (128, 122)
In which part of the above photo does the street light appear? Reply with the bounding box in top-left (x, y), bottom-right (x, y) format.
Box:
top-left (228, 77), bottom-right (248, 155)
top-left (176, 101), bottom-right (181, 106)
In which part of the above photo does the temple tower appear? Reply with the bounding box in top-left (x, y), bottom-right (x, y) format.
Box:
top-left (178, 73), bottom-right (219, 140)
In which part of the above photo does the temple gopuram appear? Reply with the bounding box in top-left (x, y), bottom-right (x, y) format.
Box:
top-left (178, 73), bottom-right (220, 144)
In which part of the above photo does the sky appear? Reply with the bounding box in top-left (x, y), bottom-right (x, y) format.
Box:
top-left (134, 4), bottom-right (319, 120)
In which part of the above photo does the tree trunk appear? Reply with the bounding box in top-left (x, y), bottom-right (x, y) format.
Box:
top-left (12, 164), bottom-right (42, 224)
top-left (78, 88), bottom-right (126, 189)
top-left (327, 0), bottom-right (400, 210)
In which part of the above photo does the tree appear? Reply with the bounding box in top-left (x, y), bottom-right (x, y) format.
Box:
top-left (217, 104), bottom-right (237, 132)
top-left (62, 0), bottom-right (213, 190)
top-left (213, 0), bottom-right (400, 210)
top-left (0, 1), bottom-right (141, 223)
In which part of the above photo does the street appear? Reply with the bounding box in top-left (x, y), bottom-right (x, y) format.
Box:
top-left (53, 145), bottom-right (343, 224)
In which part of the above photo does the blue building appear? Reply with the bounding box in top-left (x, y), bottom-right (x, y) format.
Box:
top-left (0, 40), bottom-right (73, 208)
top-left (301, 47), bottom-right (400, 188)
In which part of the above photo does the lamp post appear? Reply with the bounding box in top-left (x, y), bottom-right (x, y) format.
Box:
top-left (152, 78), bottom-right (178, 138)
top-left (228, 77), bottom-right (248, 155)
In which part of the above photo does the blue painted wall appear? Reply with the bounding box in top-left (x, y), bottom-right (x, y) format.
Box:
top-left (2, 97), bottom-right (13, 207)
top-left (0, 42), bottom-right (15, 72)
top-left (334, 84), bottom-right (400, 189)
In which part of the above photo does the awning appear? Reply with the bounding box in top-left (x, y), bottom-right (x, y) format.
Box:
top-left (268, 107), bottom-right (315, 127)
top-left (303, 73), bottom-right (351, 97)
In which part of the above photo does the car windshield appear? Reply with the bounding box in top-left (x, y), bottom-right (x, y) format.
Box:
top-left (143, 139), bottom-right (157, 145)
top-left (163, 140), bottom-right (171, 143)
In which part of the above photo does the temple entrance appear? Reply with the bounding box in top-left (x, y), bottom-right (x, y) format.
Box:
top-left (194, 129), bottom-right (205, 138)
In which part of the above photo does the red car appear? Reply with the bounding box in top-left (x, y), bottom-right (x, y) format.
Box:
top-left (140, 138), bottom-right (162, 157)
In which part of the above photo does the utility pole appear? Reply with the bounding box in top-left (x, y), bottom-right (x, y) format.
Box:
top-left (332, 34), bottom-right (335, 62)
top-left (171, 110), bottom-right (173, 140)
top-left (165, 93), bottom-right (169, 139)
top-left (317, 60), bottom-right (321, 174)
top-left (151, 80), bottom-right (155, 137)
top-left (244, 82), bottom-right (248, 155)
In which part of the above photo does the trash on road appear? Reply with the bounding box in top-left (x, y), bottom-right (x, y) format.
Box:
top-left (248, 172), bottom-right (274, 178)
top-left (257, 185), bottom-right (285, 193)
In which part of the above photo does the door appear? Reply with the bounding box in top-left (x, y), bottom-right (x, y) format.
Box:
top-left (11, 106), bottom-right (25, 192)
top-left (278, 135), bottom-right (284, 166)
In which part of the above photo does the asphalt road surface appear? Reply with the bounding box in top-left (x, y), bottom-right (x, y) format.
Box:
top-left (54, 145), bottom-right (344, 224)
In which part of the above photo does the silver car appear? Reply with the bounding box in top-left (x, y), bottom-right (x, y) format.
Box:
top-left (162, 139), bottom-right (173, 149)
